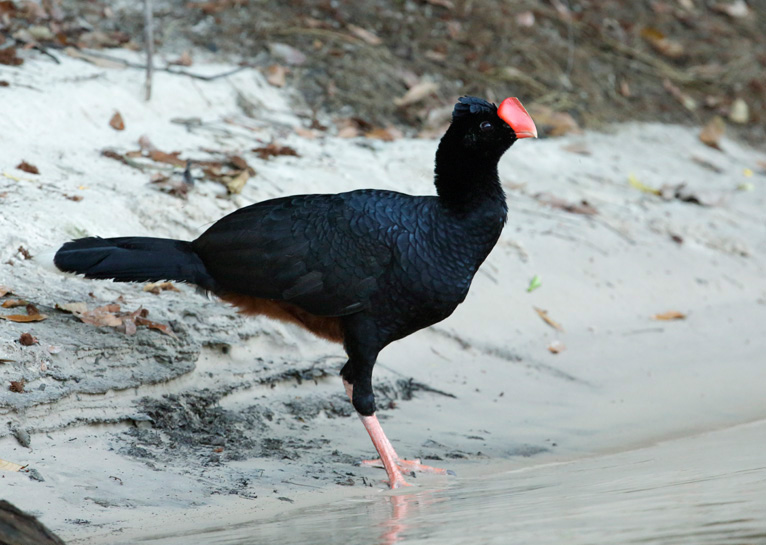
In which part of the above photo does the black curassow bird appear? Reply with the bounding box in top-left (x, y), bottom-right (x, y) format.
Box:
top-left (54, 96), bottom-right (537, 488)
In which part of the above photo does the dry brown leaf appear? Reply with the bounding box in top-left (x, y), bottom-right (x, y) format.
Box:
top-left (18, 333), bottom-right (37, 346)
top-left (0, 458), bottom-right (23, 472)
top-left (393, 81), bottom-right (439, 107)
top-left (9, 380), bottom-right (25, 393)
top-left (533, 307), bottom-right (564, 331)
top-left (365, 126), bottom-right (404, 142)
top-left (101, 149), bottom-right (132, 167)
top-left (653, 310), bottom-right (686, 321)
top-left (266, 64), bottom-right (287, 87)
top-left (170, 51), bottom-right (193, 66)
top-left (56, 301), bottom-right (89, 314)
top-left (295, 127), bottom-right (318, 139)
top-left (252, 143), bottom-right (299, 160)
top-left (0, 46), bottom-right (23, 66)
top-left (337, 125), bottom-right (360, 138)
top-left (136, 316), bottom-right (177, 338)
top-left (0, 314), bottom-right (48, 323)
top-left (699, 116), bottom-right (726, 150)
top-left (143, 282), bottom-right (180, 294)
top-left (109, 111), bottom-right (125, 131)
top-left (149, 149), bottom-right (186, 167)
top-left (2, 299), bottom-right (27, 308)
top-left (347, 24), bottom-right (382, 45)
top-left (16, 161), bottom-right (39, 174)
top-left (77, 304), bottom-right (123, 328)
top-left (0, 286), bottom-right (11, 297)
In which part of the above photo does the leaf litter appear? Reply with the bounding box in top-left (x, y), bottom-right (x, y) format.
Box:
top-left (60, 302), bottom-right (177, 338)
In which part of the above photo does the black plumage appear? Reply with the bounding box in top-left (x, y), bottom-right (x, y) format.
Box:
top-left (54, 95), bottom-right (536, 487)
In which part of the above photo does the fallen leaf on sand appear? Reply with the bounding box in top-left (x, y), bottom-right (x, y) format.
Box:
top-left (2, 299), bottom-right (27, 308)
top-left (18, 333), bottom-right (37, 346)
top-left (109, 111), bottom-right (125, 131)
top-left (0, 458), bottom-right (23, 472)
top-left (652, 310), bottom-right (686, 321)
top-left (534, 307), bottom-right (564, 331)
top-left (136, 315), bottom-right (177, 338)
top-left (143, 282), bottom-right (180, 294)
top-left (548, 340), bottom-right (565, 354)
top-left (365, 126), bottom-right (403, 142)
top-left (699, 116), bottom-right (725, 150)
top-left (149, 149), bottom-right (186, 167)
top-left (0, 314), bottom-right (47, 323)
top-left (169, 51), bottom-right (193, 67)
top-left (0, 286), bottom-right (10, 297)
top-left (9, 380), bottom-right (25, 393)
top-left (266, 64), bottom-right (287, 87)
top-left (56, 302), bottom-right (89, 314)
top-left (393, 81), bottom-right (439, 107)
top-left (0, 46), bottom-right (23, 66)
top-left (16, 161), bottom-right (39, 174)
top-left (252, 143), bottom-right (299, 160)
top-left (77, 304), bottom-right (122, 327)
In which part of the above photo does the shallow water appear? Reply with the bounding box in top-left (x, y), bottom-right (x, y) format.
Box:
top-left (139, 421), bottom-right (766, 545)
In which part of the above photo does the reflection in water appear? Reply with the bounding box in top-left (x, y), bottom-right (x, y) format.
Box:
top-left (379, 490), bottom-right (446, 545)
top-left (137, 421), bottom-right (766, 545)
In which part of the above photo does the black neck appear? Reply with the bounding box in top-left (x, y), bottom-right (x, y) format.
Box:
top-left (433, 134), bottom-right (507, 213)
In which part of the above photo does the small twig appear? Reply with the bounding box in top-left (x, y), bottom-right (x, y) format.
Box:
top-left (67, 49), bottom-right (250, 81)
top-left (143, 0), bottom-right (154, 101)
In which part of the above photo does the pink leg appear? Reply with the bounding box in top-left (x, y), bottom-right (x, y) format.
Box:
top-left (344, 380), bottom-right (452, 489)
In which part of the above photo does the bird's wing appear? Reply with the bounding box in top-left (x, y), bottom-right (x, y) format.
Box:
top-left (191, 191), bottom-right (407, 316)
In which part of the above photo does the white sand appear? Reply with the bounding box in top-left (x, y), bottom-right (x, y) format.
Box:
top-left (1, 51), bottom-right (765, 543)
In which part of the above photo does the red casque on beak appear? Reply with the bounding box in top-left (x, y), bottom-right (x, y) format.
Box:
top-left (497, 97), bottom-right (537, 139)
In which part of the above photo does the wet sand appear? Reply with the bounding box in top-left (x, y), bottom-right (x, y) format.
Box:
top-left (130, 419), bottom-right (766, 545)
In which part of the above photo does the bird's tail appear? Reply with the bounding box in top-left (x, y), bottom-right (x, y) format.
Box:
top-left (53, 236), bottom-right (218, 291)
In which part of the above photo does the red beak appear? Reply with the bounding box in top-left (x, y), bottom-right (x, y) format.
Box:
top-left (497, 97), bottom-right (538, 139)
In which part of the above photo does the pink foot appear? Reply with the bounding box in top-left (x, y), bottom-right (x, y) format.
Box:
top-left (360, 457), bottom-right (452, 475)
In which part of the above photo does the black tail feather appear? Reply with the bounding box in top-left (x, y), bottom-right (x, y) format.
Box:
top-left (54, 236), bottom-right (218, 291)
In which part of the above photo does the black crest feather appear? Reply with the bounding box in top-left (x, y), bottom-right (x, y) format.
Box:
top-left (452, 96), bottom-right (496, 120)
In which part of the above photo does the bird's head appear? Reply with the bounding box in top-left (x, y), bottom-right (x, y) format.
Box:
top-left (447, 96), bottom-right (537, 160)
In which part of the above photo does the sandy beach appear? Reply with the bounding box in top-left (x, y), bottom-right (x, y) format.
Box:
top-left (2, 52), bottom-right (765, 543)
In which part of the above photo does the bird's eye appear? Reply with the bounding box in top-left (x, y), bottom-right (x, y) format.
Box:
top-left (479, 121), bottom-right (494, 133)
